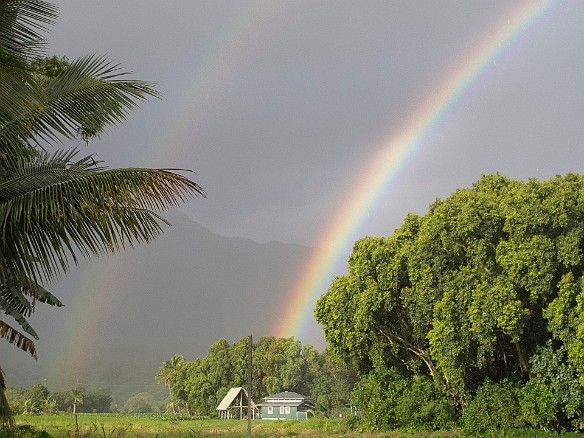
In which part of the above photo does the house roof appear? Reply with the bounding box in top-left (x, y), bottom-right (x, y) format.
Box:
top-left (263, 391), bottom-right (307, 400)
top-left (216, 387), bottom-right (254, 411)
top-left (256, 401), bottom-right (304, 407)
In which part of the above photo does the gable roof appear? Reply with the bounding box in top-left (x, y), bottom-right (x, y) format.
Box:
top-left (216, 387), bottom-right (253, 411)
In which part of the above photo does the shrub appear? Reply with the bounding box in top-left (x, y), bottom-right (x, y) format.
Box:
top-left (351, 367), bottom-right (456, 432)
top-left (518, 380), bottom-right (557, 430)
top-left (462, 380), bottom-right (522, 435)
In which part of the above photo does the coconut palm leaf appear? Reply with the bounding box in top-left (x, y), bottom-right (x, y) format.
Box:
top-left (0, 54), bottom-right (158, 153)
top-left (0, 1), bottom-right (205, 427)
top-left (1, 302), bottom-right (38, 339)
top-left (0, 149), bottom-right (204, 383)
top-left (0, 319), bottom-right (37, 358)
top-left (0, 274), bottom-right (63, 340)
top-left (0, 149), bottom-right (204, 286)
top-left (0, 0), bottom-right (57, 61)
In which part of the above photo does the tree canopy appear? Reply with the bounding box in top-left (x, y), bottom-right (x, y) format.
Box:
top-left (315, 173), bottom-right (584, 431)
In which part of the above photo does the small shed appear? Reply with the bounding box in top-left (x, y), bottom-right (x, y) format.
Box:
top-left (257, 391), bottom-right (314, 420)
top-left (216, 387), bottom-right (256, 419)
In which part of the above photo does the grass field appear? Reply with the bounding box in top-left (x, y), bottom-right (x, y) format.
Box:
top-left (11, 413), bottom-right (462, 437)
top-left (9, 414), bottom-right (584, 437)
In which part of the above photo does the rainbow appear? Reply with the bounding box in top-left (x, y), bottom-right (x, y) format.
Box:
top-left (274, 0), bottom-right (557, 340)
top-left (45, 1), bottom-right (558, 387)
top-left (46, 3), bottom-right (283, 387)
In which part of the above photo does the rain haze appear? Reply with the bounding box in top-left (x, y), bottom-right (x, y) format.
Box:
top-left (3, 1), bottom-right (584, 395)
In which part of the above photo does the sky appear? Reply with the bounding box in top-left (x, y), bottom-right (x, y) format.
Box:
top-left (46, 1), bottom-right (584, 249)
top-left (3, 0), bottom-right (584, 393)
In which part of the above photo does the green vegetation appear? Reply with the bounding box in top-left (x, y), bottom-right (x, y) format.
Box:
top-left (6, 385), bottom-right (113, 415)
top-left (2, 414), bottom-right (583, 437)
top-left (4, 413), bottom-right (461, 437)
top-left (0, 0), bottom-right (203, 426)
top-left (158, 337), bottom-right (356, 418)
top-left (316, 173), bottom-right (584, 433)
top-left (2, 1), bottom-right (584, 436)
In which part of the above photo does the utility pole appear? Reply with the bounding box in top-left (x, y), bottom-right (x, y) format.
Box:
top-left (247, 334), bottom-right (252, 438)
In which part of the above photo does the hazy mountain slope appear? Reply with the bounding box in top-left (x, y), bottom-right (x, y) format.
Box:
top-left (1, 211), bottom-right (321, 400)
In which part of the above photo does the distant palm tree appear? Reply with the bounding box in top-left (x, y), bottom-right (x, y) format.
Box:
top-left (66, 388), bottom-right (84, 414)
top-left (156, 355), bottom-right (186, 413)
top-left (0, 0), bottom-right (205, 425)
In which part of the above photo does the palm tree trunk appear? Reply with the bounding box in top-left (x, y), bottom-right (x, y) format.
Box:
top-left (0, 365), bottom-right (14, 427)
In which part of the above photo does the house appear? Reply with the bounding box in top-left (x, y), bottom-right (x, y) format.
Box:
top-left (257, 391), bottom-right (314, 420)
top-left (216, 387), bottom-right (256, 419)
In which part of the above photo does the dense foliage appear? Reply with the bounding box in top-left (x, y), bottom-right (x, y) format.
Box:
top-left (316, 173), bottom-right (584, 432)
top-left (157, 337), bottom-right (356, 418)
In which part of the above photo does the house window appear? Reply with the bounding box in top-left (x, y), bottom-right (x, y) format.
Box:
top-left (267, 406), bottom-right (273, 415)
top-left (285, 406), bottom-right (290, 414)
top-left (279, 406), bottom-right (285, 415)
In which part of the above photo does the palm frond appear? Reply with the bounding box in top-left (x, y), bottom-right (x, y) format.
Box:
top-left (0, 149), bottom-right (205, 285)
top-left (0, 300), bottom-right (38, 339)
top-left (0, 319), bottom-right (37, 358)
top-left (0, 54), bottom-right (158, 151)
top-left (0, 67), bottom-right (39, 152)
top-left (0, 274), bottom-right (61, 339)
top-left (39, 54), bottom-right (158, 143)
top-left (0, 0), bottom-right (57, 60)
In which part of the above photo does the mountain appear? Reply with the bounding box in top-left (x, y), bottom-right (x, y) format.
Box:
top-left (0, 210), bottom-right (324, 401)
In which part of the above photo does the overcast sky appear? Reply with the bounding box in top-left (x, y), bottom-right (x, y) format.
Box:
top-left (3, 0), bottom-right (584, 392)
top-left (46, 1), bottom-right (584, 250)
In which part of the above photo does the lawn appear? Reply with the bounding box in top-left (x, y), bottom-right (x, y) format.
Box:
top-left (12, 413), bottom-right (459, 437)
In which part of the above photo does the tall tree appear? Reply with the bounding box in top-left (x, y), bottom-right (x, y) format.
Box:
top-left (66, 388), bottom-right (83, 414)
top-left (156, 355), bottom-right (186, 413)
top-left (316, 173), bottom-right (584, 417)
top-left (0, 0), bottom-right (204, 424)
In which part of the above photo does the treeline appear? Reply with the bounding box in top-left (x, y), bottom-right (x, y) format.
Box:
top-left (316, 173), bottom-right (584, 433)
top-left (157, 337), bottom-right (356, 417)
top-left (6, 385), bottom-right (172, 414)
top-left (6, 384), bottom-right (112, 414)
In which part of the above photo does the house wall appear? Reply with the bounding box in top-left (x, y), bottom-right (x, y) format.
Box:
top-left (260, 405), bottom-right (299, 420)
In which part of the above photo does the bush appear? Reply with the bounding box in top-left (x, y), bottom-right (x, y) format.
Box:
top-left (462, 380), bottom-right (522, 435)
top-left (519, 344), bottom-right (584, 431)
top-left (351, 367), bottom-right (456, 432)
top-left (518, 380), bottom-right (557, 430)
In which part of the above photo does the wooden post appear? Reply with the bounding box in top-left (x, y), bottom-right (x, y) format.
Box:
top-left (248, 334), bottom-right (252, 438)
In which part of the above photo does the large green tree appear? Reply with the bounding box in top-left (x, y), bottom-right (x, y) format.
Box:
top-left (316, 173), bottom-right (584, 429)
top-left (0, 0), bottom-right (204, 425)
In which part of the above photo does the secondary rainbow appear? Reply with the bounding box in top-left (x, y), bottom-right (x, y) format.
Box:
top-left (275, 0), bottom-right (557, 340)
top-left (46, 3), bottom-right (283, 387)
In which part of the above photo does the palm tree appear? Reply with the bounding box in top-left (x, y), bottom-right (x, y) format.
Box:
top-left (66, 388), bottom-right (84, 414)
top-left (0, 0), bottom-right (205, 425)
top-left (156, 355), bottom-right (186, 413)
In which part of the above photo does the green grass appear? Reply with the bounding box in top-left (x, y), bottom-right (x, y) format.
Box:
top-left (9, 414), bottom-right (583, 437)
top-left (13, 414), bottom-right (375, 437)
